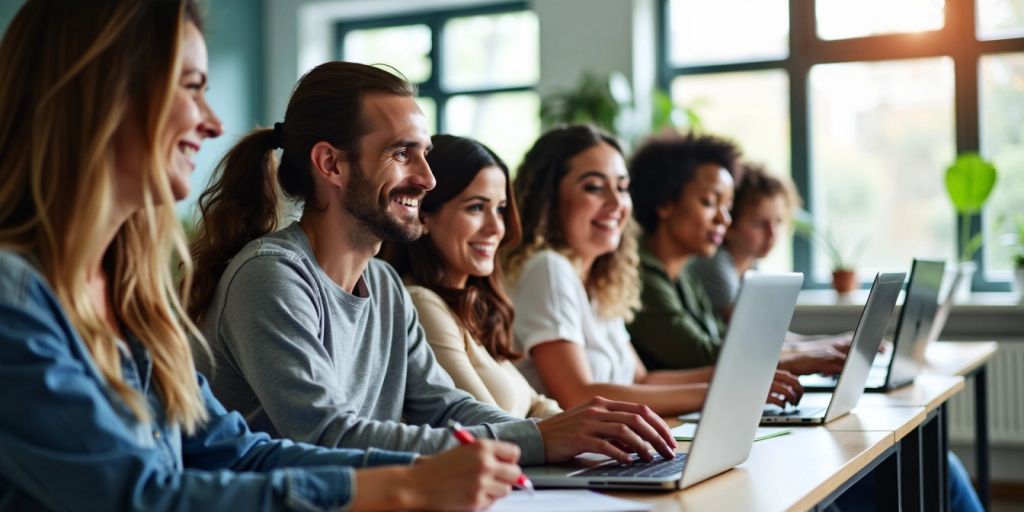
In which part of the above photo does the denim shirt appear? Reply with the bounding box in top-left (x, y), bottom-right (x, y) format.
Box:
top-left (0, 250), bottom-right (416, 511)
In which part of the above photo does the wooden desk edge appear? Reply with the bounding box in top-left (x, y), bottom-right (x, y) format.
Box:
top-left (824, 407), bottom-right (927, 442)
top-left (787, 432), bottom-right (896, 512)
top-left (926, 341), bottom-right (999, 377)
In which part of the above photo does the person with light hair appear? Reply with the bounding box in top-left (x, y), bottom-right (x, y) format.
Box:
top-left (0, 1), bottom-right (527, 510)
top-left (503, 125), bottom-right (803, 415)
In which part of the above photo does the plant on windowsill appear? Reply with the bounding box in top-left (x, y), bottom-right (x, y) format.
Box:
top-left (539, 70), bottom-right (703, 142)
top-left (540, 71), bottom-right (628, 134)
top-left (943, 153), bottom-right (998, 299)
top-left (792, 210), bottom-right (866, 294)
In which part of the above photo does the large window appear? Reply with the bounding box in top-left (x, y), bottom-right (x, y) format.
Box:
top-left (337, 2), bottom-right (539, 169)
top-left (661, 0), bottom-right (1024, 290)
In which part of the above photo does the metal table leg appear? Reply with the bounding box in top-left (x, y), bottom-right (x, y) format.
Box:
top-left (974, 366), bottom-right (990, 510)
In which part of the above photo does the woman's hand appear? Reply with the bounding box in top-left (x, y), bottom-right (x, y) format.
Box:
top-left (393, 440), bottom-right (522, 511)
top-left (536, 396), bottom-right (677, 464)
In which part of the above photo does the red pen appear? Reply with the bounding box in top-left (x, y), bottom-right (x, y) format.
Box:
top-left (448, 420), bottom-right (535, 495)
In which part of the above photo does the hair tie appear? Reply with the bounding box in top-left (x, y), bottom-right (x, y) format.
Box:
top-left (271, 122), bottom-right (285, 150)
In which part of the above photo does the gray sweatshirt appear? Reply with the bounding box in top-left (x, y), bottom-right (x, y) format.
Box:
top-left (196, 222), bottom-right (545, 464)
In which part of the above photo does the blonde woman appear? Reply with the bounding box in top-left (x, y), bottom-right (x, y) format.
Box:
top-left (504, 125), bottom-right (803, 415)
top-left (383, 134), bottom-right (562, 419)
top-left (0, 1), bottom-right (523, 510)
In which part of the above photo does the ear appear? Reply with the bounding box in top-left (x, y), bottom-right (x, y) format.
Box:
top-left (309, 141), bottom-right (348, 188)
top-left (656, 201), bottom-right (673, 220)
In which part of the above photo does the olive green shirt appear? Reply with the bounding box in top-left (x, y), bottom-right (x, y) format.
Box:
top-left (627, 244), bottom-right (728, 370)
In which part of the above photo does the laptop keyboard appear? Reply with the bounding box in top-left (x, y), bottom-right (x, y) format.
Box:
top-left (573, 453), bottom-right (688, 478)
top-left (764, 405), bottom-right (826, 418)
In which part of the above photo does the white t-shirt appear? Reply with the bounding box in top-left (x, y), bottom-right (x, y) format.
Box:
top-left (510, 250), bottom-right (636, 393)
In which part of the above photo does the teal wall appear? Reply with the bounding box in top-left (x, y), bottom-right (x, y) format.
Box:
top-left (0, 2), bottom-right (19, 34)
top-left (189, 0), bottom-right (265, 217)
top-left (0, 0), bottom-right (265, 217)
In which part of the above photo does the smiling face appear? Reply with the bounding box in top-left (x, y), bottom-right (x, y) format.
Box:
top-left (656, 163), bottom-right (735, 258)
top-left (727, 193), bottom-right (788, 259)
top-left (113, 22), bottom-right (223, 204)
top-left (557, 142), bottom-right (632, 270)
top-left (344, 93), bottom-right (435, 243)
top-left (422, 165), bottom-right (507, 289)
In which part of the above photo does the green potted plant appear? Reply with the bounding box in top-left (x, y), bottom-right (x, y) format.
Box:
top-left (540, 70), bottom-right (703, 141)
top-left (540, 71), bottom-right (630, 135)
top-left (944, 153), bottom-right (998, 299)
top-left (792, 211), bottom-right (866, 294)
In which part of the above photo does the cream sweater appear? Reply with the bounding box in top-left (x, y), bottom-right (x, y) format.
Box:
top-left (407, 285), bottom-right (562, 419)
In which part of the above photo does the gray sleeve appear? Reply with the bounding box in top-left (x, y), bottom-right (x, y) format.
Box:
top-left (385, 265), bottom-right (547, 465)
top-left (218, 255), bottom-right (545, 465)
top-left (686, 250), bottom-right (739, 319)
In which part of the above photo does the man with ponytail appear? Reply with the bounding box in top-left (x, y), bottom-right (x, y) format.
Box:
top-left (190, 61), bottom-right (679, 468)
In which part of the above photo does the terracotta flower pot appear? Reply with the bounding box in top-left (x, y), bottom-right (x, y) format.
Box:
top-left (832, 269), bottom-right (856, 294)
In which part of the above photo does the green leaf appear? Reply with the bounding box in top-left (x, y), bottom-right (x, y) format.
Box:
top-left (944, 153), bottom-right (997, 214)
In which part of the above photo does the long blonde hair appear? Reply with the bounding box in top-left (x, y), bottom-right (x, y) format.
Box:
top-left (0, 0), bottom-right (207, 432)
top-left (503, 125), bottom-right (641, 321)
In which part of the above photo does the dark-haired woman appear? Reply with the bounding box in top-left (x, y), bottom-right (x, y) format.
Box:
top-left (384, 134), bottom-right (561, 419)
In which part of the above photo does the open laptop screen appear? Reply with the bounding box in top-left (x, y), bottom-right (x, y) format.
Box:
top-left (887, 259), bottom-right (945, 387)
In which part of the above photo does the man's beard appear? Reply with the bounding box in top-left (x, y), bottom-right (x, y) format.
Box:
top-left (345, 162), bottom-right (423, 243)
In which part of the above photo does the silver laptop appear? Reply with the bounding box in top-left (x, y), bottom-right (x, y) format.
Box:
top-left (762, 272), bottom-right (904, 424)
top-left (917, 263), bottom-right (964, 361)
top-left (523, 272), bottom-right (804, 491)
top-left (802, 259), bottom-right (946, 392)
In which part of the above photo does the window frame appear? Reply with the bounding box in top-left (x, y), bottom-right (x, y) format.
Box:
top-left (658, 0), bottom-right (1024, 291)
top-left (335, 1), bottom-right (534, 135)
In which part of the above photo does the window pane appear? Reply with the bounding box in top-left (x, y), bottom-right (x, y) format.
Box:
top-left (415, 97), bottom-right (437, 134)
top-left (816, 0), bottom-right (944, 40)
top-left (343, 25), bottom-right (431, 84)
top-left (977, 0), bottom-right (1024, 40)
top-left (667, 0), bottom-right (788, 66)
top-left (980, 53), bottom-right (1024, 278)
top-left (809, 58), bottom-right (956, 283)
top-left (671, 70), bottom-right (792, 270)
top-left (443, 11), bottom-right (539, 90)
top-left (443, 92), bottom-right (540, 172)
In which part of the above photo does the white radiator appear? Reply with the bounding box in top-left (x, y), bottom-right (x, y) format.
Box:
top-left (947, 341), bottom-right (1024, 446)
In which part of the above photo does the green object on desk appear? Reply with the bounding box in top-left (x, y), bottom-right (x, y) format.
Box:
top-left (670, 423), bottom-right (792, 442)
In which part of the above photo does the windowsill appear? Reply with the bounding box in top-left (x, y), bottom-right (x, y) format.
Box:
top-left (792, 290), bottom-right (1024, 340)
top-left (797, 289), bottom-right (1024, 308)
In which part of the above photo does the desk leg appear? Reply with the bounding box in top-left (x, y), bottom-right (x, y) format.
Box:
top-left (975, 366), bottom-right (990, 510)
top-left (922, 410), bottom-right (944, 512)
top-left (941, 404), bottom-right (950, 511)
top-left (818, 445), bottom-right (900, 511)
top-left (901, 426), bottom-right (924, 512)
top-left (876, 444), bottom-right (902, 512)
